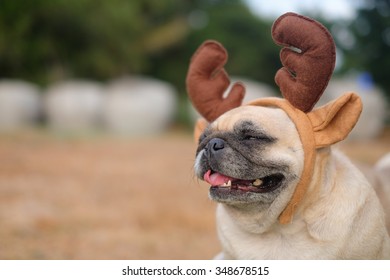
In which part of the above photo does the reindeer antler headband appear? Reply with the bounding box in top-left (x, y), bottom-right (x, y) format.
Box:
top-left (187, 12), bottom-right (362, 224)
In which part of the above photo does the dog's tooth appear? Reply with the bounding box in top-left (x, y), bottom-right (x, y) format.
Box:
top-left (253, 178), bottom-right (263, 187)
top-left (227, 180), bottom-right (232, 187)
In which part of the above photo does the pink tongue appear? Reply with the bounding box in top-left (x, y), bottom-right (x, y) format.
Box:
top-left (204, 170), bottom-right (232, 186)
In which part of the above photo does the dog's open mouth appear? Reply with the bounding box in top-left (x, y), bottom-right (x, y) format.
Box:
top-left (204, 170), bottom-right (285, 194)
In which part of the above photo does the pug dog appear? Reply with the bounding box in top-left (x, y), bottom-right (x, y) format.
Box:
top-left (187, 13), bottom-right (390, 259)
top-left (194, 105), bottom-right (390, 259)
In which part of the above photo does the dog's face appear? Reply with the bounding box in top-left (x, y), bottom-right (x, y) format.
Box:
top-left (194, 105), bottom-right (305, 211)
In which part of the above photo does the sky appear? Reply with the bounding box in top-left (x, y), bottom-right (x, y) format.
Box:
top-left (245, 0), bottom-right (359, 20)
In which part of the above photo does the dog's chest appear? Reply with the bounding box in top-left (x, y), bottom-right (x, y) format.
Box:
top-left (217, 210), bottom-right (334, 259)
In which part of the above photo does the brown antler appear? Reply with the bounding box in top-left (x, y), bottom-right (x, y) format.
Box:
top-left (186, 40), bottom-right (245, 122)
top-left (272, 13), bottom-right (336, 112)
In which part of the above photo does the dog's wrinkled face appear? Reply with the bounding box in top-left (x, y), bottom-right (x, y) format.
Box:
top-left (195, 105), bottom-right (304, 211)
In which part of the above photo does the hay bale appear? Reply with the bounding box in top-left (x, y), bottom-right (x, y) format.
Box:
top-left (44, 80), bottom-right (104, 132)
top-left (0, 79), bottom-right (41, 131)
top-left (103, 76), bottom-right (177, 135)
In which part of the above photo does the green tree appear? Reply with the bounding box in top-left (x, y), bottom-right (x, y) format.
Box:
top-left (337, 0), bottom-right (390, 102)
top-left (150, 0), bottom-right (280, 93)
top-left (0, 0), bottom-right (279, 95)
top-left (0, 0), bottom-right (190, 84)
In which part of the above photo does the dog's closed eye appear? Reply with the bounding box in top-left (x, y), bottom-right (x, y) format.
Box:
top-left (199, 133), bottom-right (207, 144)
top-left (235, 121), bottom-right (275, 143)
top-left (198, 125), bottom-right (212, 145)
top-left (242, 134), bottom-right (273, 142)
top-left (239, 128), bottom-right (275, 143)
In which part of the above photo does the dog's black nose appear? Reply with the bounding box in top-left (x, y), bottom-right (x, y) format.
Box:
top-left (208, 138), bottom-right (225, 153)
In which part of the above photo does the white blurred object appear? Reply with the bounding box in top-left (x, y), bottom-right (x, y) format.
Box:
top-left (376, 153), bottom-right (390, 174)
top-left (102, 76), bottom-right (177, 135)
top-left (44, 80), bottom-right (104, 132)
top-left (188, 77), bottom-right (277, 122)
top-left (319, 73), bottom-right (387, 140)
top-left (0, 79), bottom-right (41, 131)
top-left (374, 152), bottom-right (390, 232)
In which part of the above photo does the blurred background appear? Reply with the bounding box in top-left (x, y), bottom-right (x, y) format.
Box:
top-left (0, 0), bottom-right (389, 259)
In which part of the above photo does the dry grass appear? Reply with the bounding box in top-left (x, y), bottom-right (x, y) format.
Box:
top-left (0, 128), bottom-right (389, 259)
top-left (0, 129), bottom-right (218, 259)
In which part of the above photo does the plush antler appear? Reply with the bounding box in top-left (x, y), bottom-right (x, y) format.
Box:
top-left (272, 12), bottom-right (336, 112)
top-left (186, 40), bottom-right (245, 122)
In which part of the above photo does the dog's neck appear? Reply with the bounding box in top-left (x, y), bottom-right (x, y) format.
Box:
top-left (217, 147), bottom-right (332, 235)
top-left (218, 201), bottom-right (276, 234)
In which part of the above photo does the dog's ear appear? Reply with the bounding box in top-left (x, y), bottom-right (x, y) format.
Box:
top-left (194, 118), bottom-right (209, 142)
top-left (307, 93), bottom-right (362, 148)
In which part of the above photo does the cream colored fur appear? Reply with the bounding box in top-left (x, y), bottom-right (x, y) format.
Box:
top-left (204, 106), bottom-right (390, 260)
top-left (216, 148), bottom-right (390, 259)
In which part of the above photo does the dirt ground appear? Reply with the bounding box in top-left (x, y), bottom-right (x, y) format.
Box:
top-left (0, 128), bottom-right (389, 260)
